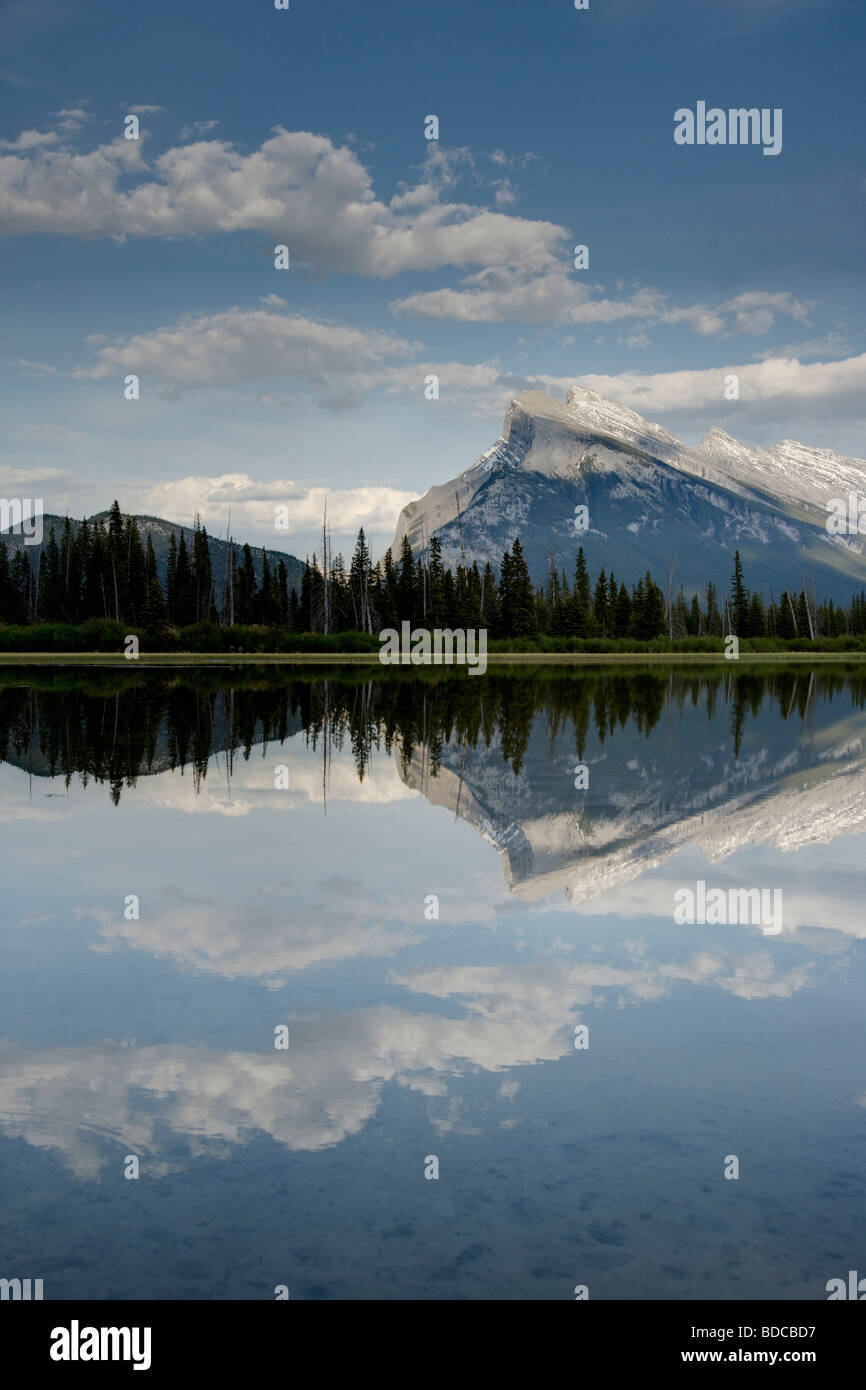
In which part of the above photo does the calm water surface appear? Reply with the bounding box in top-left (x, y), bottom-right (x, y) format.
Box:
top-left (0, 664), bottom-right (864, 1300)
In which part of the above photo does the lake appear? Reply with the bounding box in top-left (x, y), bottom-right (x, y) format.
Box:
top-left (0, 663), bottom-right (864, 1300)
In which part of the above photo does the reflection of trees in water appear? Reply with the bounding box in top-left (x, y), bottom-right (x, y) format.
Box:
top-left (0, 665), bottom-right (863, 803)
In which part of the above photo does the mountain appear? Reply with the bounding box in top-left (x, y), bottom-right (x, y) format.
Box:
top-left (390, 387), bottom-right (866, 602)
top-left (1, 511), bottom-right (306, 608)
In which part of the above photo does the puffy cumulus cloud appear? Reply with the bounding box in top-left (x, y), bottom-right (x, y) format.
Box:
top-left (67, 295), bottom-right (565, 422)
top-left (124, 472), bottom-right (418, 542)
top-left (393, 270), bottom-right (812, 336)
top-left (72, 299), bottom-right (417, 391)
top-left (431, 353), bottom-right (866, 449)
top-left (0, 133), bottom-right (145, 233)
top-left (53, 107), bottom-right (90, 130)
top-left (394, 143), bottom-right (532, 214)
top-left (375, 358), bottom-right (570, 415)
top-left (396, 143), bottom-right (478, 202)
top-left (0, 126), bottom-right (565, 276)
top-left (574, 352), bottom-right (866, 417)
top-left (492, 178), bottom-right (517, 207)
top-left (0, 129), bottom-right (58, 151)
top-left (392, 269), bottom-right (676, 326)
top-left (720, 291), bottom-right (813, 334)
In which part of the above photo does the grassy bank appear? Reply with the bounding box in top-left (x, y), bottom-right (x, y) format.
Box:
top-left (2, 619), bottom-right (866, 664)
top-left (2, 650), bottom-right (866, 667)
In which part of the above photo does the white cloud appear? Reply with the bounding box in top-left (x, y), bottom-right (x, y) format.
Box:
top-left (127, 473), bottom-right (419, 540)
top-left (0, 464), bottom-right (81, 491)
top-left (179, 118), bottom-right (220, 140)
top-left (720, 291), bottom-right (813, 334)
top-left (89, 883), bottom-right (421, 979)
top-left (52, 107), bottom-right (90, 133)
top-left (392, 268), bottom-right (812, 335)
top-left (67, 297), bottom-right (566, 420)
top-left (0, 937), bottom-right (819, 1173)
top-left (756, 332), bottom-right (847, 362)
top-left (573, 352), bottom-right (866, 415)
top-left (392, 269), bottom-right (674, 325)
top-left (0, 126), bottom-right (565, 277)
top-left (493, 178), bottom-right (517, 207)
top-left (73, 300), bottom-right (418, 392)
top-left (0, 129), bottom-right (58, 150)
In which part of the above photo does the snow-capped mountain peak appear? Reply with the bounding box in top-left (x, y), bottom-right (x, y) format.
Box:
top-left (390, 385), bottom-right (866, 601)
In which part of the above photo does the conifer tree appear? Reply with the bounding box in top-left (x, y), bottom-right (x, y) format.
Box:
top-left (396, 535), bottom-right (418, 624)
top-left (501, 538), bottom-right (536, 637)
top-left (192, 519), bottom-right (217, 623)
top-left (688, 593), bottom-right (702, 635)
top-left (125, 517), bottom-right (147, 625)
top-left (426, 535), bottom-right (446, 626)
top-left (277, 560), bottom-right (290, 627)
top-left (593, 568), bottom-right (609, 637)
top-left (166, 533), bottom-right (178, 615)
top-left (480, 560), bottom-right (500, 636)
top-left (172, 532), bottom-right (195, 626)
top-left (85, 525), bottom-right (109, 619)
top-left (350, 528), bottom-right (375, 632)
top-left (142, 534), bottom-right (170, 634)
top-left (777, 591), bottom-right (796, 638)
top-left (705, 580), bottom-right (721, 636)
top-left (37, 526), bottom-right (62, 620)
top-left (613, 581), bottom-right (632, 637)
top-left (236, 544), bottom-right (257, 625)
top-left (730, 551), bottom-right (749, 634)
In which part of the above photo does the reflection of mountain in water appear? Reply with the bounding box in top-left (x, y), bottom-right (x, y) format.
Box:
top-left (2, 667), bottom-right (866, 897)
top-left (399, 671), bottom-right (866, 902)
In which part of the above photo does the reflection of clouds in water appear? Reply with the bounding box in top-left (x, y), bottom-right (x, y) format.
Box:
top-left (0, 801), bottom-right (66, 825)
top-left (77, 855), bottom-right (863, 987)
top-left (88, 885), bottom-right (424, 978)
top-left (520, 760), bottom-right (866, 914)
top-left (562, 861), bottom-right (866, 944)
top-left (0, 946), bottom-right (818, 1176)
top-left (4, 708), bottom-right (866, 954)
top-left (395, 953), bottom-right (815, 1010)
top-left (134, 746), bottom-right (419, 817)
top-left (0, 741), bottom-right (418, 822)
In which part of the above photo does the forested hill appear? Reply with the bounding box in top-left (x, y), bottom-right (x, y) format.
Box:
top-left (1, 507), bottom-right (305, 618)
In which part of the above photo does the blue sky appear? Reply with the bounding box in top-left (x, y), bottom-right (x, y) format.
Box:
top-left (1, 0), bottom-right (863, 559)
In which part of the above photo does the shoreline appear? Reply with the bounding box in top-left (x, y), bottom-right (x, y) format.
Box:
top-left (1, 651), bottom-right (865, 667)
